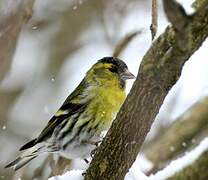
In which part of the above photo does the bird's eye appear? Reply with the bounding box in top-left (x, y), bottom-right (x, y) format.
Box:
top-left (108, 65), bottom-right (118, 73)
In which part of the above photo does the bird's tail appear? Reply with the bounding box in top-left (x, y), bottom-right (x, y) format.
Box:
top-left (5, 145), bottom-right (44, 171)
top-left (5, 155), bottom-right (37, 171)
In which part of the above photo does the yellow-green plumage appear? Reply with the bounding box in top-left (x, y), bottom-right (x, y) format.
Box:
top-left (83, 63), bottom-right (126, 132)
top-left (5, 57), bottom-right (135, 171)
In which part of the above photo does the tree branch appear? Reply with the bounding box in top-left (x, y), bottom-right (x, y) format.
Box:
top-left (163, 0), bottom-right (189, 31)
top-left (192, 0), bottom-right (207, 9)
top-left (150, 0), bottom-right (158, 40)
top-left (169, 150), bottom-right (208, 180)
top-left (84, 1), bottom-right (208, 179)
top-left (113, 30), bottom-right (142, 58)
top-left (145, 96), bottom-right (208, 174)
top-left (0, 0), bottom-right (34, 81)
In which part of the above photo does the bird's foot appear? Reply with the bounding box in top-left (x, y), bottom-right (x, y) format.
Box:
top-left (82, 140), bottom-right (101, 147)
top-left (90, 148), bottom-right (97, 158)
top-left (82, 171), bottom-right (86, 177)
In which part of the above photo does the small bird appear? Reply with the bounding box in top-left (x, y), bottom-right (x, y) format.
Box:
top-left (5, 57), bottom-right (135, 171)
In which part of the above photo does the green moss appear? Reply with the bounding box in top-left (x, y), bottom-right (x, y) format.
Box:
top-left (99, 158), bottom-right (109, 175)
top-left (192, 0), bottom-right (207, 9)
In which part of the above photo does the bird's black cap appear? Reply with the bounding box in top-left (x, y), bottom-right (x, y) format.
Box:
top-left (99, 57), bottom-right (128, 70)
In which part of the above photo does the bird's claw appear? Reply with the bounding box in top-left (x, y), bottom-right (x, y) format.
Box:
top-left (84, 158), bottom-right (89, 164)
top-left (90, 148), bottom-right (97, 158)
top-left (82, 140), bottom-right (101, 147)
top-left (82, 172), bottom-right (86, 176)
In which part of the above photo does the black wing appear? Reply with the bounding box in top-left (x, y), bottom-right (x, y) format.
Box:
top-left (19, 79), bottom-right (90, 151)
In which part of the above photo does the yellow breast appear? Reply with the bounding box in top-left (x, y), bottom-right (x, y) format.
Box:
top-left (88, 85), bottom-right (126, 132)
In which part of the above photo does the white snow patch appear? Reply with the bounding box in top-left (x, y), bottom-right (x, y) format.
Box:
top-left (49, 170), bottom-right (84, 180)
top-left (125, 165), bottom-right (148, 180)
top-left (130, 154), bottom-right (153, 172)
top-left (125, 158), bottom-right (149, 180)
top-left (150, 137), bottom-right (208, 180)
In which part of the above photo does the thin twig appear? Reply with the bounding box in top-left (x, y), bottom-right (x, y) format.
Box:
top-left (150, 0), bottom-right (158, 40)
top-left (113, 30), bottom-right (142, 57)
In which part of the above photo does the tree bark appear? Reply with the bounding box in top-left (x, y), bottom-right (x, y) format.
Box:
top-left (192, 0), bottom-right (207, 9)
top-left (0, 0), bottom-right (34, 81)
top-left (84, 1), bottom-right (208, 179)
top-left (145, 96), bottom-right (208, 173)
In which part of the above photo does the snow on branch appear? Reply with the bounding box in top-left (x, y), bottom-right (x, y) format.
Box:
top-left (49, 170), bottom-right (84, 180)
top-left (145, 96), bottom-right (208, 173)
top-left (151, 138), bottom-right (208, 180)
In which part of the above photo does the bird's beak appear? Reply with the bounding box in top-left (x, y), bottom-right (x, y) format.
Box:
top-left (121, 69), bottom-right (136, 80)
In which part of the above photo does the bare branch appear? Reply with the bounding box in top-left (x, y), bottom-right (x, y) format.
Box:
top-left (163, 0), bottom-right (189, 31)
top-left (150, 0), bottom-right (158, 40)
top-left (0, 0), bottom-right (34, 81)
top-left (169, 150), bottom-right (208, 180)
top-left (163, 0), bottom-right (192, 51)
top-left (145, 97), bottom-right (208, 174)
top-left (113, 30), bottom-right (142, 58)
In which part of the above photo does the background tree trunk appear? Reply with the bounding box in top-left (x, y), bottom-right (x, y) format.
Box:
top-left (0, 1), bottom-right (34, 179)
top-left (84, 0), bottom-right (208, 179)
top-left (0, 0), bottom-right (34, 81)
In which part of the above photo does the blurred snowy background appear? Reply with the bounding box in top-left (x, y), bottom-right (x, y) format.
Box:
top-left (0, 0), bottom-right (207, 179)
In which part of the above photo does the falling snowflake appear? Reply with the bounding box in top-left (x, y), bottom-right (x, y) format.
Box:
top-left (191, 138), bottom-right (196, 143)
top-left (73, 5), bottom-right (78, 10)
top-left (32, 26), bottom-right (38, 30)
top-left (169, 146), bottom-right (175, 152)
top-left (51, 77), bottom-right (55, 82)
top-left (44, 106), bottom-right (50, 114)
top-left (182, 142), bottom-right (187, 147)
